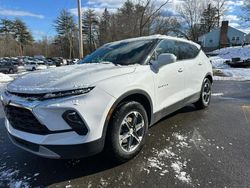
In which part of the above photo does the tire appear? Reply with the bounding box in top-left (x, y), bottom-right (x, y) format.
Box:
top-left (194, 78), bottom-right (212, 109)
top-left (32, 67), bottom-right (36, 71)
top-left (106, 101), bottom-right (148, 163)
top-left (8, 69), bottom-right (14, 74)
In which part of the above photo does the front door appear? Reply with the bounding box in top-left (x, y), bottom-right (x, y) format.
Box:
top-left (151, 39), bottom-right (187, 113)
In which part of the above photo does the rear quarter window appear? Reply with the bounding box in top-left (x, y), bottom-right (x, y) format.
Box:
top-left (177, 42), bottom-right (200, 60)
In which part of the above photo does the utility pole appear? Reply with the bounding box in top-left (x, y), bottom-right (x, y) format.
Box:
top-left (77, 0), bottom-right (83, 59)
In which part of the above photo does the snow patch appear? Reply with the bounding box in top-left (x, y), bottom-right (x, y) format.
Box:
top-left (0, 168), bottom-right (29, 188)
top-left (146, 132), bottom-right (192, 185)
top-left (0, 73), bottom-right (13, 82)
top-left (171, 161), bottom-right (191, 184)
top-left (172, 133), bottom-right (187, 141)
top-left (210, 46), bottom-right (250, 81)
top-left (211, 45), bottom-right (250, 60)
top-left (212, 93), bottom-right (224, 96)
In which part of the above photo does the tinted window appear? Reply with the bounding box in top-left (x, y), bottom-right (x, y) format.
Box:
top-left (80, 39), bottom-right (158, 65)
top-left (152, 40), bottom-right (178, 61)
top-left (177, 42), bottom-right (200, 60)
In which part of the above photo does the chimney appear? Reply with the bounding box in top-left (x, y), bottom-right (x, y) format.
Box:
top-left (220, 21), bottom-right (229, 48)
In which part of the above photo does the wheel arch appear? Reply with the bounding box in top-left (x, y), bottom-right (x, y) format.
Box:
top-left (102, 89), bottom-right (153, 142)
top-left (205, 73), bottom-right (213, 83)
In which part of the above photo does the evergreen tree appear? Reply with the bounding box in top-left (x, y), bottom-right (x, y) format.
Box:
top-left (54, 9), bottom-right (77, 58)
top-left (117, 0), bottom-right (137, 39)
top-left (82, 9), bottom-right (99, 53)
top-left (0, 19), bottom-right (14, 35)
top-left (99, 8), bottom-right (111, 45)
top-left (13, 19), bottom-right (33, 56)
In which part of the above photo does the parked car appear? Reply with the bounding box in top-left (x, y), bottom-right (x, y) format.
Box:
top-left (0, 62), bottom-right (18, 74)
top-left (25, 62), bottom-right (47, 71)
top-left (225, 57), bottom-right (250, 68)
top-left (1, 35), bottom-right (213, 162)
top-left (51, 57), bottom-right (63, 66)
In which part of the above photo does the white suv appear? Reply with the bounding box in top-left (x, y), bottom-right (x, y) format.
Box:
top-left (1, 35), bottom-right (212, 162)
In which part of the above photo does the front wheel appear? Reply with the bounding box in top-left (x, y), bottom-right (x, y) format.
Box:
top-left (194, 78), bottom-right (212, 109)
top-left (106, 101), bottom-right (148, 163)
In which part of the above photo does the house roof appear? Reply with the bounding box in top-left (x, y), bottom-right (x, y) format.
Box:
top-left (199, 26), bottom-right (247, 39)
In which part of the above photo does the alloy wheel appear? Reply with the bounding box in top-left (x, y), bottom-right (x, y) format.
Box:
top-left (119, 111), bottom-right (145, 153)
top-left (202, 78), bottom-right (211, 105)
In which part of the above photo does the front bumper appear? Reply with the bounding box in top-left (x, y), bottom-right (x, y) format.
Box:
top-left (2, 87), bottom-right (116, 158)
top-left (8, 132), bottom-right (104, 159)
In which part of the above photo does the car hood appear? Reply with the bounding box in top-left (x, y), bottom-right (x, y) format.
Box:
top-left (7, 63), bottom-right (136, 94)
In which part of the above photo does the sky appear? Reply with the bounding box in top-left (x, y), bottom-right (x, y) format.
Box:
top-left (0, 0), bottom-right (248, 40)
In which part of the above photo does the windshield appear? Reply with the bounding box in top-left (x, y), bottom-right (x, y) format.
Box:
top-left (79, 39), bottom-right (158, 65)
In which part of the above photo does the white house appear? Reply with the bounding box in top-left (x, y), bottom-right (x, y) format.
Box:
top-left (198, 21), bottom-right (247, 51)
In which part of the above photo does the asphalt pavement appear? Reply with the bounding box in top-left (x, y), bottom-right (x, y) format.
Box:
top-left (0, 80), bottom-right (250, 188)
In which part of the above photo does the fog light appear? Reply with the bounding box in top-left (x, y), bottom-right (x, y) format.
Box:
top-left (62, 110), bottom-right (88, 135)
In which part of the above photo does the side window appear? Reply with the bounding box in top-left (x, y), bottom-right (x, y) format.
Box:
top-left (152, 40), bottom-right (178, 61)
top-left (177, 42), bottom-right (200, 60)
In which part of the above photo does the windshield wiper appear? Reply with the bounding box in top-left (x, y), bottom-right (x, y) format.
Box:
top-left (99, 61), bottom-right (117, 66)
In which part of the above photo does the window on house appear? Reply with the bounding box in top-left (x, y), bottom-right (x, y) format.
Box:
top-left (209, 39), bottom-right (213, 43)
top-left (232, 37), bottom-right (235, 41)
top-left (236, 37), bottom-right (240, 41)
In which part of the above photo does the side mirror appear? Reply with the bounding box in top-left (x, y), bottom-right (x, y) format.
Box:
top-left (155, 53), bottom-right (177, 68)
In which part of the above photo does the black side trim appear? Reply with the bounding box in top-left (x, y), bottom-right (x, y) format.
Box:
top-left (183, 92), bottom-right (200, 105)
top-left (152, 92), bottom-right (200, 124)
top-left (152, 100), bottom-right (184, 124)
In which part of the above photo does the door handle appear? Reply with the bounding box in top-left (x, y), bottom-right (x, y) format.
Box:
top-left (198, 62), bottom-right (203, 66)
top-left (178, 68), bottom-right (183, 73)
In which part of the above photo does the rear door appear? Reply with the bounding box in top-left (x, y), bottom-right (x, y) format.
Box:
top-left (176, 42), bottom-right (203, 99)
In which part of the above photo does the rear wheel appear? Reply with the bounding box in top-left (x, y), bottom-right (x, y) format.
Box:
top-left (194, 78), bottom-right (212, 109)
top-left (106, 101), bottom-right (148, 163)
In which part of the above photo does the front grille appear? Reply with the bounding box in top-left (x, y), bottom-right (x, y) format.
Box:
top-left (4, 105), bottom-right (50, 135)
top-left (6, 91), bottom-right (45, 100)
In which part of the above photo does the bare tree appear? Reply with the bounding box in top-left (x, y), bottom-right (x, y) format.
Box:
top-left (177, 0), bottom-right (206, 41)
top-left (212, 0), bottom-right (227, 27)
top-left (200, 3), bottom-right (220, 33)
top-left (153, 16), bottom-right (182, 36)
top-left (137, 0), bottom-right (170, 36)
top-left (242, 0), bottom-right (250, 21)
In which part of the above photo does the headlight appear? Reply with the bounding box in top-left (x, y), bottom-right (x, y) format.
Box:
top-left (5, 87), bottom-right (95, 101)
top-left (42, 87), bottom-right (95, 100)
